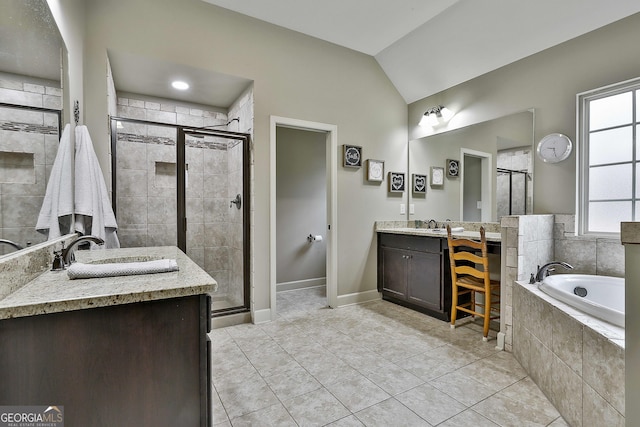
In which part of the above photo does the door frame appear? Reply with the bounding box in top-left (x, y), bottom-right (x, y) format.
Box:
top-left (270, 116), bottom-right (338, 320)
top-left (460, 148), bottom-right (493, 222)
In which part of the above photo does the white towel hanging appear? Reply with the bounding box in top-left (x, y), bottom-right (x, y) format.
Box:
top-left (74, 125), bottom-right (120, 249)
top-left (36, 124), bottom-right (74, 240)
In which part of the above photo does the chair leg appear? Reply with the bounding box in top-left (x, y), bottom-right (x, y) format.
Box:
top-left (450, 284), bottom-right (458, 328)
top-left (482, 292), bottom-right (491, 340)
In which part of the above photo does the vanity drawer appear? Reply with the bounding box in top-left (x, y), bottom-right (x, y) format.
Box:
top-left (378, 233), bottom-right (442, 253)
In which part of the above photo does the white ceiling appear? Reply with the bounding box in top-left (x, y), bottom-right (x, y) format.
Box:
top-left (0, 0), bottom-right (63, 83)
top-left (108, 51), bottom-right (253, 108)
top-left (203, 0), bottom-right (640, 103)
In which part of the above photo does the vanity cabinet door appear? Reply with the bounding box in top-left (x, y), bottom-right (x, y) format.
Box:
top-left (379, 247), bottom-right (408, 299)
top-left (406, 251), bottom-right (442, 311)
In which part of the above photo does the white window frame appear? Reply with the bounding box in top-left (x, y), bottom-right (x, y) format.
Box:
top-left (577, 77), bottom-right (640, 236)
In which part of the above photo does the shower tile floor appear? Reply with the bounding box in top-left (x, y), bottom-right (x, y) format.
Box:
top-left (209, 291), bottom-right (568, 426)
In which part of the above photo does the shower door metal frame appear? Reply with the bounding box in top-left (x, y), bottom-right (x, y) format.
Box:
top-left (110, 117), bottom-right (251, 316)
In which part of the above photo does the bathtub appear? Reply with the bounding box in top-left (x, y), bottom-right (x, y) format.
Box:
top-left (539, 274), bottom-right (625, 327)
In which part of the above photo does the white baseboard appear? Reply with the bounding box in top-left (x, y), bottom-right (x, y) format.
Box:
top-left (252, 308), bottom-right (273, 324)
top-left (336, 289), bottom-right (381, 307)
top-left (276, 277), bottom-right (326, 292)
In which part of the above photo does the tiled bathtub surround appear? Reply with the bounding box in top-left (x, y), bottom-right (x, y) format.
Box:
top-left (513, 281), bottom-right (624, 427)
top-left (0, 76), bottom-right (62, 255)
top-left (499, 214), bottom-right (623, 353)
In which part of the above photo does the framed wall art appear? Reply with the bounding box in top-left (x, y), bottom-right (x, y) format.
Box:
top-left (366, 159), bottom-right (384, 182)
top-left (412, 174), bottom-right (427, 193)
top-left (430, 166), bottom-right (444, 188)
top-left (343, 145), bottom-right (362, 168)
top-left (388, 172), bottom-right (405, 193)
top-left (446, 159), bottom-right (460, 178)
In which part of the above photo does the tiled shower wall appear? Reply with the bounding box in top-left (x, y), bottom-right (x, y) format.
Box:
top-left (114, 93), bottom-right (247, 303)
top-left (0, 74), bottom-right (62, 255)
top-left (500, 214), bottom-right (624, 352)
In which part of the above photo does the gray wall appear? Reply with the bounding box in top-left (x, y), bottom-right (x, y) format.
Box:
top-left (276, 127), bottom-right (326, 286)
top-left (80, 0), bottom-right (408, 312)
top-left (409, 12), bottom-right (640, 216)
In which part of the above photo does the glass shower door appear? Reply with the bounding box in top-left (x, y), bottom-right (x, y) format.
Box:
top-left (184, 131), bottom-right (248, 314)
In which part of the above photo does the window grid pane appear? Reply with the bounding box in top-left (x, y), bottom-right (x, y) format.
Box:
top-left (588, 201), bottom-right (631, 233)
top-left (589, 126), bottom-right (632, 165)
top-left (582, 82), bottom-right (640, 234)
top-left (589, 92), bottom-right (632, 131)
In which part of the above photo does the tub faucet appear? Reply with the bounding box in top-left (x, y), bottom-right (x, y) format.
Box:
top-left (61, 235), bottom-right (105, 266)
top-left (535, 262), bottom-right (573, 283)
top-left (0, 239), bottom-right (23, 252)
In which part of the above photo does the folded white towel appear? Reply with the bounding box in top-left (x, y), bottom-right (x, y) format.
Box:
top-left (431, 227), bottom-right (464, 233)
top-left (67, 259), bottom-right (179, 280)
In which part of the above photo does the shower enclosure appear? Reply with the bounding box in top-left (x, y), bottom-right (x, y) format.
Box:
top-left (111, 117), bottom-right (250, 316)
top-left (0, 103), bottom-right (62, 255)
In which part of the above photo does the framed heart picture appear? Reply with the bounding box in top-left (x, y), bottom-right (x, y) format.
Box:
top-left (388, 172), bottom-right (405, 193)
top-left (412, 174), bottom-right (427, 194)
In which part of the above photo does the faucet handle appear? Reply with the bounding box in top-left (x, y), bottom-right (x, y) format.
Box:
top-left (51, 250), bottom-right (65, 271)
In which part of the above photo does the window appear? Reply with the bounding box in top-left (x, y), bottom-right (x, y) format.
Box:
top-left (578, 78), bottom-right (640, 235)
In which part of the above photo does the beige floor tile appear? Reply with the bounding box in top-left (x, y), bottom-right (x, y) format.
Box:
top-left (354, 398), bottom-right (430, 426)
top-left (429, 371), bottom-right (496, 406)
top-left (263, 365), bottom-right (322, 401)
top-left (325, 374), bottom-right (391, 412)
top-left (216, 372), bottom-right (280, 420)
top-left (437, 409), bottom-right (499, 427)
top-left (325, 415), bottom-right (366, 426)
top-left (282, 387), bottom-right (351, 426)
top-left (229, 403), bottom-right (297, 427)
top-left (361, 363), bottom-right (425, 396)
top-left (396, 383), bottom-right (467, 425)
top-left (212, 296), bottom-right (564, 427)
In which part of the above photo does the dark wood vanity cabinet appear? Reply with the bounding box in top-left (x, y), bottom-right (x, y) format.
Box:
top-left (377, 233), bottom-right (452, 320)
top-left (0, 295), bottom-right (212, 427)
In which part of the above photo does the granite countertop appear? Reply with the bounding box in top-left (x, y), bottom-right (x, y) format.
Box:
top-left (376, 226), bottom-right (502, 242)
top-left (0, 246), bottom-right (217, 320)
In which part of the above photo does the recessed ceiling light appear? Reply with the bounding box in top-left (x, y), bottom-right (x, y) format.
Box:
top-left (171, 81), bottom-right (189, 90)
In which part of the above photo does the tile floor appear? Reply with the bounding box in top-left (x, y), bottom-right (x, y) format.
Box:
top-left (209, 287), bottom-right (568, 426)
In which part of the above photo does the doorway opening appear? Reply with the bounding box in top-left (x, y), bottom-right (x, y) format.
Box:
top-left (110, 117), bottom-right (251, 317)
top-left (269, 116), bottom-right (338, 322)
top-left (460, 148), bottom-right (493, 222)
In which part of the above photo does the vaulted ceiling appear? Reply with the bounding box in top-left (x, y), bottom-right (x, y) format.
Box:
top-left (202, 0), bottom-right (640, 103)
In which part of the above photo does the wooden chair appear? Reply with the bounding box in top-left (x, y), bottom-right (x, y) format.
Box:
top-left (446, 225), bottom-right (500, 341)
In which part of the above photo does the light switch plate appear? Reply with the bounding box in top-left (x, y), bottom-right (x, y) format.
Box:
top-left (409, 204), bottom-right (415, 214)
top-left (400, 204), bottom-right (406, 214)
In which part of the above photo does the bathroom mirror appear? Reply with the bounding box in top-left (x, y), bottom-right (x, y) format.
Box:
top-left (409, 110), bottom-right (534, 222)
top-left (0, 0), bottom-right (67, 256)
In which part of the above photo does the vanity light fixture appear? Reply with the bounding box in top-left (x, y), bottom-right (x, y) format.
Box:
top-left (171, 80), bottom-right (190, 90)
top-left (419, 105), bottom-right (453, 127)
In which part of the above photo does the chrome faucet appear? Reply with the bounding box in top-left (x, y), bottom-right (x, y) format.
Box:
top-left (0, 239), bottom-right (23, 251)
top-left (427, 219), bottom-right (437, 229)
top-left (61, 235), bottom-right (105, 266)
top-left (535, 261), bottom-right (573, 283)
